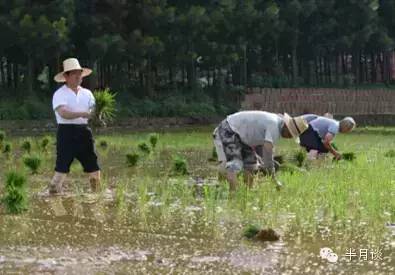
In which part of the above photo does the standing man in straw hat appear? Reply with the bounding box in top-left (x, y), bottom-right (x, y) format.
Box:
top-left (213, 111), bottom-right (308, 191)
top-left (48, 58), bottom-right (101, 194)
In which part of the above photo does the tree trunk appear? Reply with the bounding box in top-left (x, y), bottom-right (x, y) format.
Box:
top-left (26, 55), bottom-right (34, 94)
top-left (243, 44), bottom-right (247, 86)
top-left (335, 54), bottom-right (340, 85)
top-left (371, 53), bottom-right (376, 83)
top-left (13, 63), bottom-right (18, 89)
top-left (7, 60), bottom-right (12, 88)
top-left (292, 45), bottom-right (298, 85)
top-left (0, 58), bottom-right (5, 87)
top-left (145, 56), bottom-right (154, 98)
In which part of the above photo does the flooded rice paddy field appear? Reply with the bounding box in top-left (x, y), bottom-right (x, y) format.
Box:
top-left (0, 127), bottom-right (394, 274)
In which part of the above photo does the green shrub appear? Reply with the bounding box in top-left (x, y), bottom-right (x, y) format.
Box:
top-left (1, 171), bottom-right (28, 214)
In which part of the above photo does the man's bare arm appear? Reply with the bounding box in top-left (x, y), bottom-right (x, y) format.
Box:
top-left (323, 133), bottom-right (341, 159)
top-left (56, 106), bottom-right (90, 120)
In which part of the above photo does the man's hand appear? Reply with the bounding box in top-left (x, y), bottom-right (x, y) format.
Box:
top-left (274, 179), bottom-right (283, 190)
top-left (333, 152), bottom-right (342, 160)
top-left (81, 111), bottom-right (92, 119)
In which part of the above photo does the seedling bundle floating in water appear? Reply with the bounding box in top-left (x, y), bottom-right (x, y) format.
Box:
top-left (243, 224), bottom-right (280, 242)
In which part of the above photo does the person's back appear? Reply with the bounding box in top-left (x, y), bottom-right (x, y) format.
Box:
top-left (310, 117), bottom-right (339, 139)
top-left (226, 111), bottom-right (283, 146)
top-left (303, 114), bottom-right (319, 123)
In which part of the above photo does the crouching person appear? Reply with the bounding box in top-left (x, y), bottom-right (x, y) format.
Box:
top-left (299, 115), bottom-right (356, 160)
top-left (213, 111), bottom-right (308, 191)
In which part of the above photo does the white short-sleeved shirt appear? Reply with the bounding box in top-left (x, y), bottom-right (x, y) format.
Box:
top-left (226, 111), bottom-right (283, 147)
top-left (52, 85), bottom-right (95, 124)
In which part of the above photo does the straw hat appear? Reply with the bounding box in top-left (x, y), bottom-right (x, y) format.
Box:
top-left (54, 58), bottom-right (92, 83)
top-left (283, 113), bottom-right (308, 138)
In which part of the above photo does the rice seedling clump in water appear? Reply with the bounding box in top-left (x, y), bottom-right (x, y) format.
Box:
top-left (243, 225), bottom-right (280, 242)
top-left (138, 142), bottom-right (151, 154)
top-left (173, 156), bottom-right (188, 175)
top-left (2, 143), bottom-right (11, 154)
top-left (208, 146), bottom-right (217, 162)
top-left (0, 130), bottom-right (5, 143)
top-left (1, 171), bottom-right (28, 214)
top-left (40, 136), bottom-right (50, 151)
top-left (21, 140), bottom-right (31, 154)
top-left (99, 140), bottom-right (108, 148)
top-left (384, 149), bottom-right (395, 158)
top-left (243, 224), bottom-right (260, 239)
top-left (126, 153), bottom-right (139, 166)
top-left (149, 133), bottom-right (159, 149)
top-left (23, 155), bottom-right (42, 174)
top-left (294, 150), bottom-right (306, 167)
top-left (342, 152), bottom-right (356, 161)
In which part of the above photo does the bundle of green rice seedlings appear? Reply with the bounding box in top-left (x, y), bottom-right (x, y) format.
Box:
top-left (294, 150), bottom-right (306, 167)
top-left (0, 130), bottom-right (5, 144)
top-left (208, 146), bottom-right (217, 162)
top-left (1, 171), bottom-right (28, 214)
top-left (21, 140), bottom-right (32, 154)
top-left (126, 153), bottom-right (139, 167)
top-left (243, 225), bottom-right (280, 242)
top-left (2, 143), bottom-right (11, 154)
top-left (91, 88), bottom-right (116, 127)
top-left (243, 224), bottom-right (260, 239)
top-left (172, 156), bottom-right (188, 175)
top-left (384, 150), bottom-right (395, 158)
top-left (149, 133), bottom-right (159, 149)
top-left (23, 155), bottom-right (42, 174)
top-left (40, 136), bottom-right (50, 151)
top-left (342, 152), bottom-right (356, 161)
top-left (138, 142), bottom-right (151, 154)
top-left (99, 140), bottom-right (108, 148)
